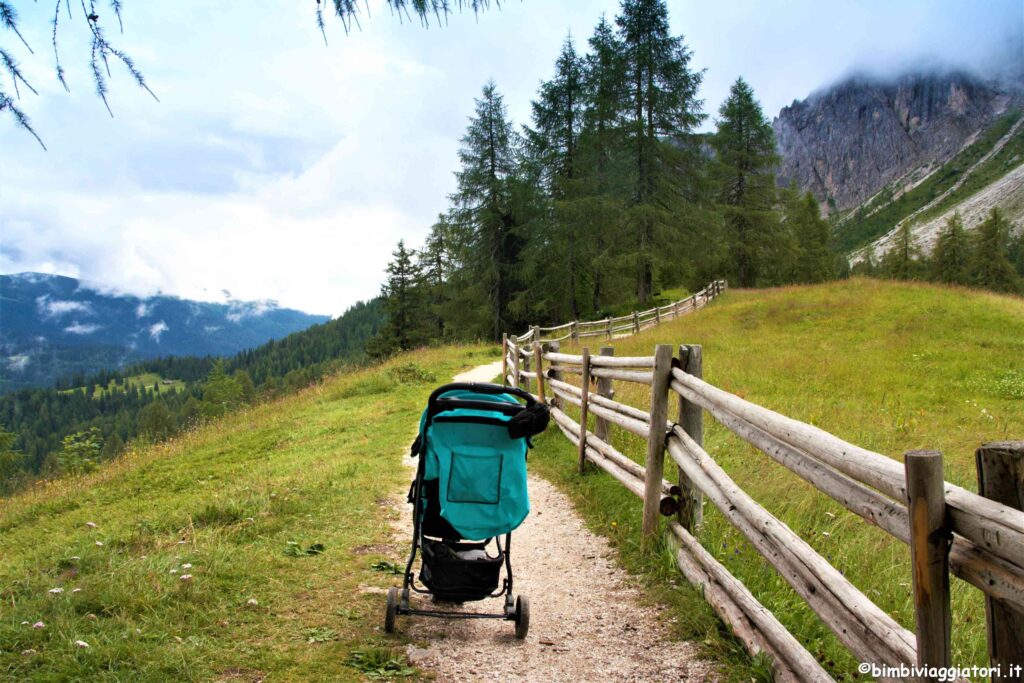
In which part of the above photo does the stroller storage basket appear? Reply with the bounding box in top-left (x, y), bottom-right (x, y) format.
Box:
top-left (419, 540), bottom-right (503, 602)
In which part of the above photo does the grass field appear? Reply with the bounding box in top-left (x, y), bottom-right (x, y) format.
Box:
top-left (530, 278), bottom-right (1024, 680)
top-left (59, 373), bottom-right (186, 399)
top-left (0, 346), bottom-right (494, 681)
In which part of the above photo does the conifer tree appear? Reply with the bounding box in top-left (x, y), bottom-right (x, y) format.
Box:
top-left (712, 77), bottom-right (781, 286)
top-left (418, 216), bottom-right (459, 338)
top-left (931, 212), bottom-right (971, 285)
top-left (524, 36), bottom-right (593, 321)
top-left (788, 190), bottom-right (835, 283)
top-left (880, 223), bottom-right (924, 280)
top-left (200, 360), bottom-right (243, 418)
top-left (970, 208), bottom-right (1021, 293)
top-left (371, 239), bottom-right (427, 354)
top-left (449, 81), bottom-right (526, 339)
top-left (579, 15), bottom-right (629, 311)
top-left (615, 0), bottom-right (705, 303)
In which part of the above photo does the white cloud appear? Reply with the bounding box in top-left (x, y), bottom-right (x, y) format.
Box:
top-left (148, 321), bottom-right (169, 341)
top-left (136, 302), bottom-right (153, 318)
top-left (64, 322), bottom-right (101, 335)
top-left (36, 295), bottom-right (93, 319)
top-left (6, 355), bottom-right (30, 372)
top-left (2, 0), bottom-right (1019, 318)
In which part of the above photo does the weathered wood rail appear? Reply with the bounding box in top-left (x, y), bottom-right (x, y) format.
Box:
top-left (503, 280), bottom-right (726, 352)
top-left (502, 330), bottom-right (1024, 681)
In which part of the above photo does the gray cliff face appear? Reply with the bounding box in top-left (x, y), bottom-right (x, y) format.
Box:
top-left (773, 71), bottom-right (1020, 212)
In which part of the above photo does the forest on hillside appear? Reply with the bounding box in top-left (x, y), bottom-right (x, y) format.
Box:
top-left (366, 0), bottom-right (1024, 356)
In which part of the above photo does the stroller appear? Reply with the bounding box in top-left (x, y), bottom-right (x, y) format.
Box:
top-left (385, 382), bottom-right (549, 639)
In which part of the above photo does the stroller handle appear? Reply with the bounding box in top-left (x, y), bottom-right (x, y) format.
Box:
top-left (426, 382), bottom-right (538, 415)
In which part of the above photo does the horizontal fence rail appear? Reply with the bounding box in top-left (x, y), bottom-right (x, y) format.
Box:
top-left (500, 327), bottom-right (1024, 682)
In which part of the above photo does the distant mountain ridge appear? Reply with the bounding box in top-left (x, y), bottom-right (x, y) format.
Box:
top-left (773, 70), bottom-right (1022, 213)
top-left (0, 273), bottom-right (330, 391)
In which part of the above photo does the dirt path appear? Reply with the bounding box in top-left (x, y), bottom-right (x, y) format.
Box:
top-left (391, 362), bottom-right (715, 682)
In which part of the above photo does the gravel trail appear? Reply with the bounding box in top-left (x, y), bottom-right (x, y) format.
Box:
top-left (391, 361), bottom-right (716, 682)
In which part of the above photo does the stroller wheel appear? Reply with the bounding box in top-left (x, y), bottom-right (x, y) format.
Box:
top-left (385, 587), bottom-right (399, 634)
top-left (514, 595), bottom-right (530, 640)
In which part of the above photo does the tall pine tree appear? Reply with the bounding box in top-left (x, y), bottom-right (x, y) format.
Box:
top-left (616, 0), bottom-right (704, 303)
top-left (450, 81), bottom-right (526, 339)
top-left (371, 239), bottom-right (428, 355)
top-left (523, 36), bottom-right (593, 321)
top-left (711, 77), bottom-right (781, 287)
top-left (970, 208), bottom-right (1021, 293)
top-left (931, 212), bottom-right (971, 285)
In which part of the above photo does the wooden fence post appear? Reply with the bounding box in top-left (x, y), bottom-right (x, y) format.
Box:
top-left (548, 341), bottom-right (561, 408)
top-left (510, 335), bottom-right (520, 389)
top-left (655, 306), bottom-right (661, 325)
top-left (606, 318), bottom-right (612, 340)
top-left (976, 441), bottom-right (1024, 678)
top-left (577, 347), bottom-right (592, 474)
top-left (905, 450), bottom-right (952, 676)
top-left (571, 321), bottom-right (578, 343)
top-left (677, 344), bottom-right (704, 533)
top-left (642, 344), bottom-right (674, 538)
top-left (594, 347), bottom-right (614, 443)
top-left (533, 340), bottom-right (545, 403)
top-left (522, 341), bottom-right (531, 394)
top-left (501, 333), bottom-right (508, 386)
top-left (633, 311), bottom-right (640, 335)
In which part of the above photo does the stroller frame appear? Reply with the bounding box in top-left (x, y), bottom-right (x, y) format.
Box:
top-left (385, 382), bottom-right (536, 638)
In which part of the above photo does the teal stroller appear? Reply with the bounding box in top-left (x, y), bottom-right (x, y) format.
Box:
top-left (385, 382), bottom-right (549, 639)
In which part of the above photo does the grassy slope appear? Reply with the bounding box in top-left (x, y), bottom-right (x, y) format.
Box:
top-left (529, 278), bottom-right (1024, 680)
top-left (59, 373), bottom-right (186, 398)
top-left (0, 345), bottom-right (493, 681)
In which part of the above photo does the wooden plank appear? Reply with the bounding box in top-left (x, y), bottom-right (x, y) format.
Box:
top-left (671, 376), bottom-right (1024, 613)
top-left (667, 431), bottom-right (919, 671)
top-left (678, 345), bottom-right (704, 533)
top-left (642, 345), bottom-right (673, 537)
top-left (905, 450), bottom-right (952, 675)
top-left (548, 341), bottom-right (561, 409)
top-left (578, 348), bottom-right (591, 474)
top-left (667, 522), bottom-right (834, 683)
top-left (510, 335), bottom-right (520, 389)
top-left (589, 355), bottom-right (656, 368)
top-left (595, 347), bottom-right (614, 442)
top-left (501, 333), bottom-right (508, 385)
top-left (590, 367), bottom-right (653, 385)
top-left (976, 441), bottom-right (1024, 679)
top-left (533, 339), bottom-right (545, 404)
top-left (671, 367), bottom-right (1024, 570)
top-left (550, 406), bottom-right (675, 499)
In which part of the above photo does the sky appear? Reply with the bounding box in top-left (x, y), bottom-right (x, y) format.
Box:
top-left (1, 0), bottom-right (1021, 316)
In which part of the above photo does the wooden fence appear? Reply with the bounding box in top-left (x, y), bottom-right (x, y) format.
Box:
top-left (505, 280), bottom-right (727, 350)
top-left (501, 334), bottom-right (1024, 682)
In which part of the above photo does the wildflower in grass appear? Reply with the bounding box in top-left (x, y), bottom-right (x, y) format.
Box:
top-left (72, 588), bottom-right (82, 593)
top-left (48, 587), bottom-right (64, 594)
top-left (74, 640), bottom-right (90, 648)
top-left (21, 649), bottom-right (36, 656)
top-left (821, 531), bottom-right (832, 538)
top-left (33, 621), bottom-right (45, 629)
top-left (70, 556), bottom-right (80, 560)
top-left (181, 563), bottom-right (192, 569)
top-left (247, 598), bottom-right (259, 607)
top-left (21, 621), bottom-right (29, 625)
top-left (169, 569), bottom-right (178, 574)
top-left (85, 522), bottom-right (97, 529)
top-left (95, 541), bottom-right (104, 547)
top-left (180, 574), bottom-right (193, 582)
top-left (177, 540), bottom-right (187, 545)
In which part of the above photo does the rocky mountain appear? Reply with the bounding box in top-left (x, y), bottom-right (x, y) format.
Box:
top-left (0, 273), bottom-right (329, 392)
top-left (774, 70), bottom-right (1020, 212)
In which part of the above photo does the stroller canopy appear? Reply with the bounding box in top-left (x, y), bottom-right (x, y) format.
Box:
top-left (419, 388), bottom-right (532, 541)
